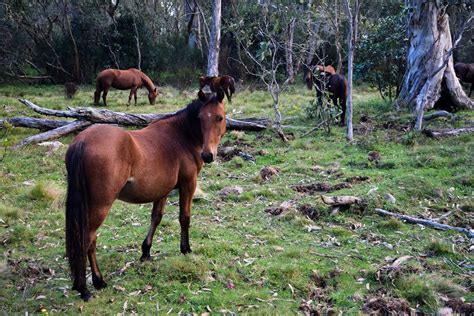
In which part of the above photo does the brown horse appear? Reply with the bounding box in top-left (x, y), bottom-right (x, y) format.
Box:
top-left (304, 65), bottom-right (348, 126)
top-left (199, 75), bottom-right (236, 103)
top-left (454, 62), bottom-right (474, 97)
top-left (94, 68), bottom-right (158, 106)
top-left (66, 90), bottom-right (226, 301)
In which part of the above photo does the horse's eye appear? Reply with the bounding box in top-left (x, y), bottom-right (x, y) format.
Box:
top-left (216, 115), bottom-right (224, 122)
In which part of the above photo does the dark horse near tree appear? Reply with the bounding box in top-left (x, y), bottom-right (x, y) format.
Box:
top-left (66, 90), bottom-right (227, 301)
top-left (304, 64), bottom-right (348, 126)
top-left (94, 68), bottom-right (158, 106)
top-left (199, 75), bottom-right (236, 103)
top-left (454, 62), bottom-right (474, 97)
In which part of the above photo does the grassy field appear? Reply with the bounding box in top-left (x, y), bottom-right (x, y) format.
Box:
top-left (0, 83), bottom-right (473, 314)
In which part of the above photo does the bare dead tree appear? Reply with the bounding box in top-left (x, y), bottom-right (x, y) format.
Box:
top-left (343, 0), bottom-right (361, 141)
top-left (285, 17), bottom-right (296, 83)
top-left (207, 0), bottom-right (221, 76)
top-left (396, 0), bottom-right (473, 130)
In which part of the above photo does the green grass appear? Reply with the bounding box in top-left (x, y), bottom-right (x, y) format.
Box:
top-left (0, 83), bottom-right (473, 314)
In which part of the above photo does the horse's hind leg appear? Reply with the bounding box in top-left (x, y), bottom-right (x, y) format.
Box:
top-left (87, 205), bottom-right (112, 291)
top-left (140, 197), bottom-right (167, 261)
top-left (88, 230), bottom-right (107, 289)
top-left (102, 89), bottom-right (109, 107)
top-left (469, 83), bottom-right (473, 97)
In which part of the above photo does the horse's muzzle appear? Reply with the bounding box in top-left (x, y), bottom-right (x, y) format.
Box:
top-left (201, 152), bottom-right (214, 163)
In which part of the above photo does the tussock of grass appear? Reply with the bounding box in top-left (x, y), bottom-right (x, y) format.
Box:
top-left (427, 239), bottom-right (455, 256)
top-left (395, 275), bottom-right (438, 312)
top-left (157, 255), bottom-right (209, 283)
top-left (429, 276), bottom-right (467, 299)
top-left (375, 218), bottom-right (403, 231)
top-left (27, 182), bottom-right (59, 201)
top-left (0, 203), bottom-right (22, 221)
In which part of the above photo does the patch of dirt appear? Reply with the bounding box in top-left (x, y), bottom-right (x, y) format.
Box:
top-left (363, 297), bottom-right (413, 314)
top-left (292, 182), bottom-right (352, 194)
top-left (260, 166), bottom-right (280, 181)
top-left (446, 299), bottom-right (474, 314)
top-left (298, 204), bottom-right (320, 220)
top-left (345, 176), bottom-right (370, 184)
top-left (265, 201), bottom-right (295, 216)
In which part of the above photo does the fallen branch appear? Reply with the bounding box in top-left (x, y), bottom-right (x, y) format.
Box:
top-left (17, 99), bottom-right (267, 131)
top-left (422, 127), bottom-right (474, 137)
top-left (321, 195), bottom-right (362, 206)
top-left (423, 110), bottom-right (454, 121)
top-left (374, 208), bottom-right (474, 238)
top-left (14, 120), bottom-right (92, 148)
top-left (0, 117), bottom-right (68, 131)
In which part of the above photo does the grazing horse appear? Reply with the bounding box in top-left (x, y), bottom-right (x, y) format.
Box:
top-left (199, 75), bottom-right (236, 103)
top-left (66, 90), bottom-right (227, 301)
top-left (454, 62), bottom-right (474, 97)
top-left (94, 68), bottom-right (158, 106)
top-left (304, 65), bottom-right (348, 126)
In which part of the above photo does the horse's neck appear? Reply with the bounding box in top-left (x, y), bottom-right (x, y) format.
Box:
top-left (150, 111), bottom-right (203, 148)
top-left (141, 74), bottom-right (154, 92)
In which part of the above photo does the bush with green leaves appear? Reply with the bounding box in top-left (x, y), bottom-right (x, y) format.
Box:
top-left (356, 10), bottom-right (407, 101)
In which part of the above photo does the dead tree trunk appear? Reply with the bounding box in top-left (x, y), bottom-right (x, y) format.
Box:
top-left (334, 0), bottom-right (343, 73)
top-left (132, 16), bottom-right (141, 70)
top-left (285, 18), bottom-right (296, 83)
top-left (343, 0), bottom-right (360, 141)
top-left (64, 1), bottom-right (81, 81)
top-left (396, 1), bottom-right (474, 119)
top-left (207, 0), bottom-right (222, 76)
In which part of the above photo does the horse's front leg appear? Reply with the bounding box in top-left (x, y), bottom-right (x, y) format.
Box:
top-left (140, 197), bottom-right (167, 261)
top-left (179, 178), bottom-right (196, 254)
top-left (224, 88), bottom-right (231, 103)
top-left (469, 83), bottom-right (473, 97)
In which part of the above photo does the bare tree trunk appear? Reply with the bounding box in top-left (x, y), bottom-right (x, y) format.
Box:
top-left (207, 0), bottom-right (222, 76)
top-left (335, 0), bottom-right (343, 73)
top-left (185, 0), bottom-right (203, 53)
top-left (396, 0), bottom-right (474, 117)
top-left (344, 0), bottom-right (360, 141)
top-left (132, 16), bottom-right (141, 70)
top-left (64, 1), bottom-right (81, 81)
top-left (285, 18), bottom-right (296, 83)
top-left (305, 19), bottom-right (321, 66)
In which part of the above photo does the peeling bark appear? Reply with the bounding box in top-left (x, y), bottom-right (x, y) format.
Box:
top-left (396, 1), bottom-right (474, 115)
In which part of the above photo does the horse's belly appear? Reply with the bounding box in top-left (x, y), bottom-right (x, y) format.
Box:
top-left (117, 176), bottom-right (175, 204)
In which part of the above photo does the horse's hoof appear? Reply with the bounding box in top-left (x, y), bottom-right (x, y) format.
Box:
top-left (80, 291), bottom-right (92, 302)
top-left (181, 246), bottom-right (192, 255)
top-left (93, 278), bottom-right (108, 290)
top-left (140, 255), bottom-right (152, 262)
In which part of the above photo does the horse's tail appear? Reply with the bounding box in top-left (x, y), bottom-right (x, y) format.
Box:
top-left (65, 141), bottom-right (89, 294)
top-left (229, 76), bottom-right (236, 95)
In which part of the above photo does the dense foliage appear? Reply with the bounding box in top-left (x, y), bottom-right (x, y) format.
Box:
top-left (356, 10), bottom-right (407, 101)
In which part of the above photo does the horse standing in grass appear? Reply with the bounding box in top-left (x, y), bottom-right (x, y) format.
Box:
top-left (66, 90), bottom-right (227, 301)
top-left (94, 68), bottom-right (158, 106)
top-left (304, 64), bottom-right (348, 126)
top-left (454, 62), bottom-right (474, 97)
top-left (199, 75), bottom-right (236, 103)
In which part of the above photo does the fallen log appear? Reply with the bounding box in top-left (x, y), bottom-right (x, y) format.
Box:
top-left (0, 117), bottom-right (68, 131)
top-left (423, 110), bottom-right (454, 121)
top-left (422, 127), bottom-right (474, 137)
top-left (374, 208), bottom-right (474, 238)
top-left (14, 120), bottom-right (93, 148)
top-left (321, 195), bottom-right (362, 206)
top-left (18, 99), bottom-right (267, 131)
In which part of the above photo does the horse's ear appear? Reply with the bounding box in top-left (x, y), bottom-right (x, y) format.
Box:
top-left (198, 89), bottom-right (207, 102)
top-left (154, 87), bottom-right (157, 93)
top-left (217, 88), bottom-right (225, 103)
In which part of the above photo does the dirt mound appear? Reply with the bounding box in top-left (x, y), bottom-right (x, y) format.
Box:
top-left (363, 297), bottom-right (412, 314)
top-left (292, 182), bottom-right (351, 194)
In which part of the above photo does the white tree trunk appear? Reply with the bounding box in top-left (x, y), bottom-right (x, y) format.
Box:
top-left (396, 0), bottom-right (474, 114)
top-left (285, 18), bottom-right (296, 83)
top-left (207, 0), bottom-right (221, 77)
top-left (344, 0), bottom-right (359, 141)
